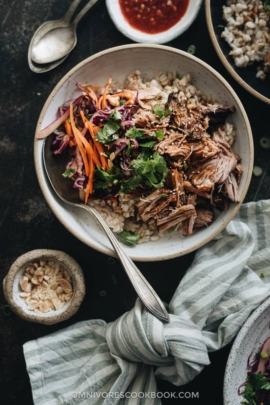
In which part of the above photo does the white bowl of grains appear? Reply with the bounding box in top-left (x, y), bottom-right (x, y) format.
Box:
top-left (34, 44), bottom-right (253, 261)
top-left (3, 249), bottom-right (85, 325)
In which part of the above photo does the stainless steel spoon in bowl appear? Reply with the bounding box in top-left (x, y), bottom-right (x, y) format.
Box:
top-left (42, 136), bottom-right (170, 323)
top-left (29, 0), bottom-right (99, 66)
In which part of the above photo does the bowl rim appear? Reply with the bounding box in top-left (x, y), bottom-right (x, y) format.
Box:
top-left (34, 43), bottom-right (254, 261)
top-left (105, 0), bottom-right (203, 44)
top-left (205, 0), bottom-right (270, 105)
top-left (223, 296), bottom-right (270, 404)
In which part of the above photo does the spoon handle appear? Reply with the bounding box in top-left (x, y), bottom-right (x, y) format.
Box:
top-left (62, 0), bottom-right (82, 23)
top-left (78, 203), bottom-right (170, 323)
top-left (72, 0), bottom-right (100, 26)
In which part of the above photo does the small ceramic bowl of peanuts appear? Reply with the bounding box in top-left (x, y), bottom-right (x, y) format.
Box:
top-left (3, 249), bottom-right (85, 325)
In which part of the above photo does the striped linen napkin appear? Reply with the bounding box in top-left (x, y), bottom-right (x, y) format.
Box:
top-left (23, 200), bottom-right (270, 405)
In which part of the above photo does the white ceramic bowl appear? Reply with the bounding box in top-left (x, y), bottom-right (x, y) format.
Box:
top-left (205, 0), bottom-right (270, 105)
top-left (34, 44), bottom-right (253, 261)
top-left (224, 297), bottom-right (270, 404)
top-left (106, 0), bottom-right (203, 44)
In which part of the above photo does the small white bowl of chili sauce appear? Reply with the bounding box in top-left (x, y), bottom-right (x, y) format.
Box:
top-left (106, 0), bottom-right (203, 44)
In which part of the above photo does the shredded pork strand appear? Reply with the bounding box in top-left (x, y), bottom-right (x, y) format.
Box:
top-left (61, 71), bottom-right (242, 242)
top-left (133, 89), bottom-right (242, 236)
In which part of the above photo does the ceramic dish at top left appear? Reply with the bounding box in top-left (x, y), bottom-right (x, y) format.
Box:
top-left (34, 44), bottom-right (253, 262)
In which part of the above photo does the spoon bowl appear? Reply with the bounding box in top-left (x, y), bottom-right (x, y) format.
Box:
top-left (28, 51), bottom-right (69, 74)
top-left (42, 135), bottom-right (170, 323)
top-left (31, 26), bottom-right (77, 65)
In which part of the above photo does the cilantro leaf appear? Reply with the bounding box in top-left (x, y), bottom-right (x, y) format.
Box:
top-left (140, 140), bottom-right (156, 148)
top-left (120, 175), bottom-right (142, 193)
top-left (155, 130), bottom-right (164, 140)
top-left (62, 168), bottom-right (76, 178)
top-left (126, 127), bottom-right (145, 138)
top-left (109, 109), bottom-right (122, 121)
top-left (242, 374), bottom-right (270, 404)
top-left (120, 151), bottom-right (168, 193)
top-left (96, 121), bottom-right (120, 144)
top-left (117, 231), bottom-right (140, 246)
top-left (94, 166), bottom-right (123, 192)
top-left (96, 109), bottom-right (122, 144)
top-left (153, 105), bottom-right (172, 119)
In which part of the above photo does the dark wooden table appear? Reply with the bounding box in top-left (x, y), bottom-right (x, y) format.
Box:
top-left (1, 1), bottom-right (270, 403)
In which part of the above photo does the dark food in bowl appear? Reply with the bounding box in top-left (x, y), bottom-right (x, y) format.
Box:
top-left (241, 335), bottom-right (270, 405)
top-left (37, 71), bottom-right (243, 245)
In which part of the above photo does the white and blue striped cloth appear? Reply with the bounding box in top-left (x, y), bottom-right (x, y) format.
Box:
top-left (24, 200), bottom-right (270, 404)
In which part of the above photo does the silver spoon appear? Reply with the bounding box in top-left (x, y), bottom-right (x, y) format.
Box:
top-left (42, 136), bottom-right (170, 323)
top-left (30, 0), bottom-right (99, 66)
top-left (28, 0), bottom-right (82, 73)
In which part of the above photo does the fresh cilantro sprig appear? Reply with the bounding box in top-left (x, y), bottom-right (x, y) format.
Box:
top-left (242, 374), bottom-right (270, 404)
top-left (126, 127), bottom-right (164, 140)
top-left (153, 105), bottom-right (172, 119)
top-left (117, 231), bottom-right (140, 246)
top-left (96, 121), bottom-right (119, 144)
top-left (140, 141), bottom-right (156, 148)
top-left (94, 166), bottom-right (123, 193)
top-left (154, 130), bottom-right (165, 140)
top-left (96, 109), bottom-right (122, 144)
top-left (125, 128), bottom-right (164, 149)
top-left (62, 168), bottom-right (76, 178)
top-left (109, 110), bottom-right (122, 121)
top-left (120, 150), bottom-right (168, 193)
top-left (125, 127), bottom-right (145, 139)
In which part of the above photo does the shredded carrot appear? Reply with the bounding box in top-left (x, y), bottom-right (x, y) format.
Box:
top-left (101, 77), bottom-right (112, 110)
top-left (70, 104), bottom-right (104, 201)
top-left (70, 104), bottom-right (89, 176)
top-left (79, 132), bottom-right (102, 167)
top-left (64, 119), bottom-right (72, 135)
top-left (98, 95), bottom-right (103, 110)
top-left (69, 139), bottom-right (76, 147)
top-left (70, 105), bottom-right (101, 167)
top-left (80, 111), bottom-right (108, 170)
top-left (84, 157), bottom-right (95, 204)
top-left (86, 86), bottom-right (98, 105)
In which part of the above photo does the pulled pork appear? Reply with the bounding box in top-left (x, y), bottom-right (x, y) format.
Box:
top-left (135, 91), bottom-right (242, 236)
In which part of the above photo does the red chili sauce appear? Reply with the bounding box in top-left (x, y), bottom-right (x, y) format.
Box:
top-left (118, 0), bottom-right (190, 35)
